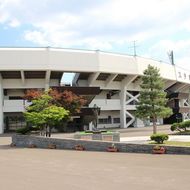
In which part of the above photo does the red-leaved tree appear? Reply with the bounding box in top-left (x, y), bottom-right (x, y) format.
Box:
top-left (24, 89), bottom-right (87, 115)
top-left (49, 89), bottom-right (87, 115)
top-left (24, 89), bottom-right (43, 101)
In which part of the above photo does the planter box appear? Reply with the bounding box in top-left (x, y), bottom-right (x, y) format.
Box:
top-left (10, 143), bottom-right (16, 147)
top-left (152, 147), bottom-right (166, 154)
top-left (28, 144), bottom-right (37, 148)
top-left (107, 147), bottom-right (118, 152)
top-left (48, 144), bottom-right (56, 149)
top-left (74, 145), bottom-right (85, 151)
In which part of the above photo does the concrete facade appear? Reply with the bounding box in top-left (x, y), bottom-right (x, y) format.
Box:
top-left (0, 47), bottom-right (190, 133)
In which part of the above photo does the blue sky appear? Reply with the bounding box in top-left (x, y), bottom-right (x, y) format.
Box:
top-left (0, 0), bottom-right (190, 81)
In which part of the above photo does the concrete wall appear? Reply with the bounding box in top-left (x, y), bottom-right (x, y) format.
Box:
top-left (0, 48), bottom-right (189, 84)
top-left (0, 47), bottom-right (189, 132)
top-left (3, 100), bottom-right (31, 112)
top-left (137, 57), bottom-right (176, 80)
top-left (99, 52), bottom-right (138, 75)
top-left (6, 89), bottom-right (25, 96)
top-left (12, 134), bottom-right (190, 155)
top-left (0, 75), bottom-right (3, 134)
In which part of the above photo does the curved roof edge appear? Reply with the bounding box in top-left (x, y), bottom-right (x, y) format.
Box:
top-left (0, 46), bottom-right (175, 66)
top-left (0, 46), bottom-right (189, 74)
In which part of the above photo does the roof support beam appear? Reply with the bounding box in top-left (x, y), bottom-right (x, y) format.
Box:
top-left (105, 74), bottom-right (117, 86)
top-left (20, 70), bottom-right (25, 85)
top-left (88, 72), bottom-right (100, 86)
top-left (164, 80), bottom-right (176, 90)
top-left (72, 73), bottom-right (80, 86)
top-left (178, 84), bottom-right (190, 92)
top-left (121, 75), bottom-right (138, 87)
top-left (173, 83), bottom-right (188, 92)
top-left (133, 79), bottom-right (142, 89)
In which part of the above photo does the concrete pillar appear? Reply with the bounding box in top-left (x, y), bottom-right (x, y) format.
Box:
top-left (0, 74), bottom-right (4, 134)
top-left (180, 99), bottom-right (183, 107)
top-left (188, 88), bottom-right (190, 119)
top-left (45, 70), bottom-right (51, 91)
top-left (182, 113), bottom-right (185, 121)
top-left (89, 122), bottom-right (93, 131)
top-left (45, 83), bottom-right (50, 91)
top-left (120, 86), bottom-right (126, 128)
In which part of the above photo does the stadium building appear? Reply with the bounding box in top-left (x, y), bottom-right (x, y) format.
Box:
top-left (0, 47), bottom-right (190, 134)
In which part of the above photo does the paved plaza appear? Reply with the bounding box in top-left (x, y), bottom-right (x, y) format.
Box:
top-left (120, 135), bottom-right (190, 144)
top-left (51, 125), bottom-right (173, 139)
top-left (0, 135), bottom-right (190, 190)
top-left (51, 125), bottom-right (190, 144)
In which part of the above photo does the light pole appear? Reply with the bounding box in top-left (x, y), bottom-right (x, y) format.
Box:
top-left (93, 104), bottom-right (100, 130)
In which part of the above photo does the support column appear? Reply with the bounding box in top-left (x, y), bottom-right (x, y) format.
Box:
top-left (120, 75), bottom-right (138, 128)
top-left (45, 70), bottom-right (51, 90)
top-left (0, 74), bottom-right (4, 134)
top-left (188, 90), bottom-right (190, 121)
top-left (120, 86), bottom-right (126, 128)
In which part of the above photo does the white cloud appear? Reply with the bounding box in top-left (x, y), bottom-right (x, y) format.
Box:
top-left (0, 0), bottom-right (190, 68)
top-left (24, 30), bottom-right (49, 46)
top-left (8, 18), bottom-right (20, 27)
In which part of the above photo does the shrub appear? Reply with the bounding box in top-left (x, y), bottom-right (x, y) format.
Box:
top-left (16, 126), bottom-right (39, 135)
top-left (180, 120), bottom-right (190, 131)
top-left (150, 133), bottom-right (169, 144)
top-left (171, 120), bottom-right (190, 132)
top-left (171, 123), bottom-right (181, 132)
top-left (16, 127), bottom-right (31, 135)
top-left (180, 122), bottom-right (187, 131)
top-left (170, 123), bottom-right (179, 131)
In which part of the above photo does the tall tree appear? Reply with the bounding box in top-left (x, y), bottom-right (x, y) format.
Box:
top-left (135, 65), bottom-right (172, 134)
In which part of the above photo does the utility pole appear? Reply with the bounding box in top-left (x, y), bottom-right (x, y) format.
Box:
top-left (133, 40), bottom-right (137, 56)
top-left (129, 40), bottom-right (138, 56)
top-left (167, 50), bottom-right (174, 65)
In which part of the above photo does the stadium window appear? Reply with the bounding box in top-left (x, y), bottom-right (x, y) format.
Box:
top-left (113, 118), bottom-right (120, 123)
top-left (98, 117), bottom-right (112, 124)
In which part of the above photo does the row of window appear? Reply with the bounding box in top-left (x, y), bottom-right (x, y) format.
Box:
top-left (98, 117), bottom-right (120, 124)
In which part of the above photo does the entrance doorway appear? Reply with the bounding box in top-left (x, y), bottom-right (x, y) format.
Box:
top-left (4, 113), bottom-right (26, 132)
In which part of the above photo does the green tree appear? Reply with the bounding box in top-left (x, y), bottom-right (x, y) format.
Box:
top-left (135, 65), bottom-right (172, 134)
top-left (24, 92), bottom-right (69, 137)
top-left (24, 93), bottom-right (51, 134)
top-left (41, 105), bottom-right (69, 137)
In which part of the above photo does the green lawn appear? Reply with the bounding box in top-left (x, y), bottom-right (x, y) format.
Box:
top-left (173, 131), bottom-right (190, 135)
top-left (149, 141), bottom-right (190, 147)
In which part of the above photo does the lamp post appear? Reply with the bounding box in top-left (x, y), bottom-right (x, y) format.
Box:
top-left (93, 104), bottom-right (100, 130)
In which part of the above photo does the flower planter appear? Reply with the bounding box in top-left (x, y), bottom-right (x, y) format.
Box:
top-left (107, 147), bottom-right (118, 152)
top-left (10, 143), bottom-right (16, 147)
top-left (28, 144), bottom-right (37, 148)
top-left (48, 144), bottom-right (56, 149)
top-left (74, 145), bottom-right (85, 151)
top-left (152, 146), bottom-right (166, 154)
